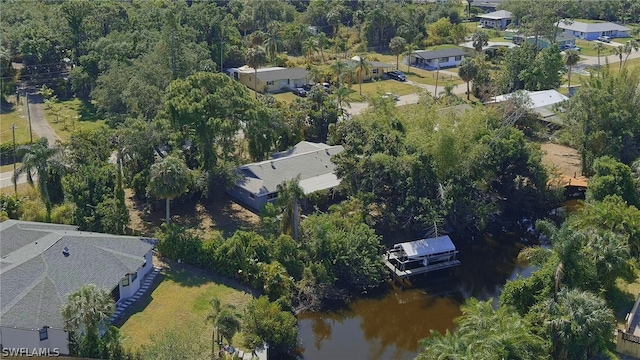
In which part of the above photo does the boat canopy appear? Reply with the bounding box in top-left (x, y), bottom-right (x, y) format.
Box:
top-left (393, 235), bottom-right (456, 259)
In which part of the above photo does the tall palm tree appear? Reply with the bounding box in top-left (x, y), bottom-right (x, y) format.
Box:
top-left (402, 44), bottom-right (419, 73)
top-left (316, 32), bottom-right (329, 63)
top-left (622, 40), bottom-right (639, 67)
top-left (592, 42), bottom-right (606, 69)
top-left (302, 37), bottom-right (318, 63)
top-left (564, 50), bottom-right (580, 89)
top-left (62, 284), bottom-right (115, 354)
top-left (612, 46), bottom-right (624, 71)
top-left (330, 60), bottom-right (348, 85)
top-left (149, 155), bottom-right (191, 224)
top-left (205, 297), bottom-right (241, 356)
top-left (245, 46), bottom-right (267, 98)
top-left (13, 137), bottom-right (61, 221)
top-left (276, 178), bottom-right (304, 241)
top-left (206, 297), bottom-right (222, 357)
top-left (263, 22), bottom-right (281, 62)
top-left (334, 84), bottom-right (352, 116)
top-left (354, 55), bottom-right (370, 96)
top-left (458, 57), bottom-right (477, 100)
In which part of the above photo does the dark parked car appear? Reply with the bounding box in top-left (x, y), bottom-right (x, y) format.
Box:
top-left (386, 70), bottom-right (407, 82)
top-left (293, 87), bottom-right (308, 97)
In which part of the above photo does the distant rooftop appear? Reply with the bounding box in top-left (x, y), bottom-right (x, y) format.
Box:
top-left (232, 66), bottom-right (309, 82)
top-left (556, 20), bottom-right (630, 33)
top-left (478, 10), bottom-right (513, 20)
top-left (492, 89), bottom-right (568, 109)
top-left (412, 48), bottom-right (467, 60)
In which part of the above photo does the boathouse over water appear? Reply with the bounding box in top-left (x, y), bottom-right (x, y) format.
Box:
top-left (383, 235), bottom-right (460, 279)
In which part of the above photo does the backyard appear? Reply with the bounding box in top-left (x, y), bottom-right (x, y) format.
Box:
top-left (118, 258), bottom-right (257, 353)
top-left (42, 99), bottom-right (106, 141)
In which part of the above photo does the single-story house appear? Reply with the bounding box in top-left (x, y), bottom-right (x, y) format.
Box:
top-left (618, 293), bottom-right (640, 357)
top-left (461, 41), bottom-right (518, 56)
top-left (525, 33), bottom-right (577, 50)
top-left (227, 66), bottom-right (309, 93)
top-left (556, 20), bottom-right (630, 40)
top-left (343, 56), bottom-right (394, 81)
top-left (404, 48), bottom-right (467, 70)
top-left (478, 10), bottom-right (513, 30)
top-left (229, 141), bottom-right (344, 212)
top-left (0, 220), bottom-right (156, 355)
top-left (490, 89), bottom-right (569, 126)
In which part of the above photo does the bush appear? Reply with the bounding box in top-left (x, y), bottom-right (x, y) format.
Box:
top-left (0, 193), bottom-right (22, 218)
top-left (51, 202), bottom-right (76, 224)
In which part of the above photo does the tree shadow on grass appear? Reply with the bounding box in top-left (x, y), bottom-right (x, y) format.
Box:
top-left (77, 100), bottom-right (101, 122)
top-left (606, 286), bottom-right (637, 324)
top-left (1, 100), bottom-right (14, 114)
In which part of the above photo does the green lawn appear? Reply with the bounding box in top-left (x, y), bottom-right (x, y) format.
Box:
top-left (43, 99), bottom-right (106, 141)
top-left (119, 261), bottom-right (255, 352)
top-left (574, 39), bottom-right (602, 56)
top-left (612, 37), bottom-right (636, 46)
top-left (406, 66), bottom-right (464, 86)
top-left (0, 97), bottom-right (37, 144)
top-left (272, 92), bottom-right (298, 103)
top-left (346, 80), bottom-right (419, 102)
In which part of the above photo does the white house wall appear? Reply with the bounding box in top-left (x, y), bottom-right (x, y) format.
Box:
top-left (117, 250), bottom-right (153, 301)
top-left (0, 327), bottom-right (69, 355)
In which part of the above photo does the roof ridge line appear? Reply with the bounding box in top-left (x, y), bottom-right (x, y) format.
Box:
top-left (241, 145), bottom-right (343, 168)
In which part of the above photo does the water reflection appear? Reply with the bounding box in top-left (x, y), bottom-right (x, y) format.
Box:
top-left (299, 235), bottom-right (535, 360)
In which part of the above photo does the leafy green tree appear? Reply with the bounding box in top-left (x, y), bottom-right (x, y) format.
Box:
top-left (315, 32), bottom-right (330, 64)
top-left (458, 57), bottom-right (477, 100)
top-left (612, 45), bottom-right (624, 71)
top-left (276, 178), bottom-right (304, 241)
top-left (242, 296), bottom-right (298, 356)
top-left (587, 156), bottom-right (639, 206)
top-left (245, 46), bottom-right (267, 98)
top-left (164, 72), bottom-right (257, 172)
top-left (389, 36), bottom-right (407, 70)
top-left (263, 21), bottom-right (281, 62)
top-left (62, 284), bottom-right (115, 358)
top-left (563, 49), bottom-right (580, 89)
top-left (14, 138), bottom-right (62, 221)
top-left (205, 297), bottom-right (241, 357)
top-left (149, 155), bottom-right (191, 225)
top-left (622, 40), bottom-right (639, 67)
top-left (471, 30), bottom-right (489, 54)
top-left (63, 164), bottom-right (118, 232)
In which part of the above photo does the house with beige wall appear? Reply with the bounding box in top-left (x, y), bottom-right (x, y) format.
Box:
top-left (227, 66), bottom-right (309, 93)
top-left (344, 56), bottom-right (394, 81)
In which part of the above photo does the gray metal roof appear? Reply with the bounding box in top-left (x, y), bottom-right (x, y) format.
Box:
top-left (235, 142), bottom-right (344, 196)
top-left (412, 48), bottom-right (467, 60)
top-left (557, 20), bottom-right (630, 33)
top-left (0, 220), bottom-right (156, 330)
top-left (343, 59), bottom-right (394, 69)
top-left (255, 67), bottom-right (309, 82)
top-left (477, 10), bottom-right (512, 20)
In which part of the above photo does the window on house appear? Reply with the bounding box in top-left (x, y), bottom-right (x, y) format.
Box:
top-left (440, 57), bottom-right (449, 62)
top-left (39, 327), bottom-right (48, 341)
top-left (454, 56), bottom-right (462, 61)
top-left (372, 68), bottom-right (379, 74)
top-left (123, 275), bottom-right (130, 287)
top-left (267, 192), bottom-right (278, 200)
top-left (287, 79), bottom-right (290, 84)
top-left (249, 193), bottom-right (255, 199)
top-left (266, 81), bottom-right (274, 85)
top-left (131, 272), bottom-right (137, 283)
top-left (233, 73), bottom-right (238, 79)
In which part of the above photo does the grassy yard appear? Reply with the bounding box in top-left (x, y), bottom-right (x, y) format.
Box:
top-left (613, 265), bottom-right (640, 329)
top-left (405, 66), bottom-right (464, 86)
top-left (612, 37), bottom-right (636, 46)
top-left (346, 80), bottom-right (419, 102)
top-left (574, 39), bottom-right (603, 56)
top-left (0, 97), bottom-right (37, 144)
top-left (272, 91), bottom-right (299, 103)
top-left (43, 99), bottom-right (106, 141)
top-left (119, 260), bottom-right (255, 352)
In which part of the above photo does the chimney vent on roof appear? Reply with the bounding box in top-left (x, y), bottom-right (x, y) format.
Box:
top-left (62, 247), bottom-right (70, 257)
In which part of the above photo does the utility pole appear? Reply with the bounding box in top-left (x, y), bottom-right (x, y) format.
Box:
top-left (11, 124), bottom-right (17, 194)
top-left (26, 95), bottom-right (33, 143)
top-left (219, 32), bottom-right (224, 72)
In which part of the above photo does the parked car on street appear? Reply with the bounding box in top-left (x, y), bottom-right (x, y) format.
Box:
top-left (597, 36), bottom-right (611, 43)
top-left (293, 87), bottom-right (308, 97)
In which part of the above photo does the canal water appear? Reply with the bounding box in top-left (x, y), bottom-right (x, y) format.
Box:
top-left (298, 232), bottom-right (539, 360)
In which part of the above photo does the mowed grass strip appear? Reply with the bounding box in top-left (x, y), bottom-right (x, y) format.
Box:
top-left (119, 261), bottom-right (255, 352)
top-left (43, 99), bottom-right (106, 141)
top-left (346, 80), bottom-right (419, 102)
top-left (0, 98), bottom-right (36, 144)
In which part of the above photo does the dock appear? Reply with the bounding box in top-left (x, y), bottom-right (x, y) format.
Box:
top-left (383, 235), bottom-right (461, 279)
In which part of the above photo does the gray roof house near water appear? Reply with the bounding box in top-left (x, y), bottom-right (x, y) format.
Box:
top-left (229, 141), bottom-right (344, 211)
top-left (0, 220), bottom-right (156, 355)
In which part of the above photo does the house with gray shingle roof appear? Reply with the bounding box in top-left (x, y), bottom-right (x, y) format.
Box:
top-left (478, 10), bottom-right (513, 29)
top-left (405, 48), bottom-right (467, 70)
top-left (0, 220), bottom-right (156, 355)
top-left (229, 141), bottom-right (344, 211)
top-left (556, 20), bottom-right (630, 40)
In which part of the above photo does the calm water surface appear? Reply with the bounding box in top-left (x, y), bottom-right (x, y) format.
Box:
top-left (298, 233), bottom-right (538, 360)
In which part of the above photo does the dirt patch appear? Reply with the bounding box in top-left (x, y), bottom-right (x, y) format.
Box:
top-left (126, 189), bottom-right (260, 238)
top-left (540, 142), bottom-right (582, 178)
